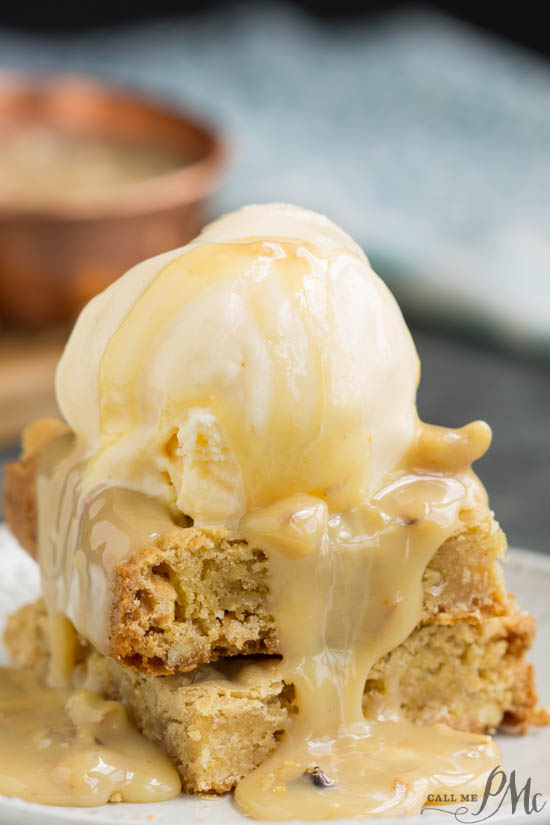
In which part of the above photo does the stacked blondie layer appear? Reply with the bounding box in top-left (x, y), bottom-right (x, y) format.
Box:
top-left (4, 420), bottom-right (546, 794)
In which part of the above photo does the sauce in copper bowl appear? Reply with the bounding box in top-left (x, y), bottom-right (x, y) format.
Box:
top-left (0, 73), bottom-right (224, 325)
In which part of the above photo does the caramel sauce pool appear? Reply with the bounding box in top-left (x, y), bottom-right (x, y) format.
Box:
top-left (236, 420), bottom-right (500, 819)
top-left (0, 668), bottom-right (181, 805)
top-left (2, 238), bottom-right (502, 815)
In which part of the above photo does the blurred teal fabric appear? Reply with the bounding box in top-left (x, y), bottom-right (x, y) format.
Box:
top-left (1, 5), bottom-right (549, 354)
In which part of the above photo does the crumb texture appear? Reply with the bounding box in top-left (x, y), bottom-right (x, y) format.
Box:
top-left (4, 420), bottom-right (513, 676)
top-left (5, 598), bottom-right (546, 794)
top-left (109, 500), bottom-right (509, 673)
top-left (111, 529), bottom-right (278, 673)
top-left (3, 418), bottom-right (548, 795)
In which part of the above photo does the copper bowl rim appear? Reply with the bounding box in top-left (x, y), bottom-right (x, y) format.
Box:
top-left (0, 71), bottom-right (225, 221)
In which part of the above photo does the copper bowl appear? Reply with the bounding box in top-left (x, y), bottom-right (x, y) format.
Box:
top-left (0, 73), bottom-right (224, 325)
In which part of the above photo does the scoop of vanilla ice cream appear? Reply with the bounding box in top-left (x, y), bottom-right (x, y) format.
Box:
top-left (56, 203), bottom-right (419, 525)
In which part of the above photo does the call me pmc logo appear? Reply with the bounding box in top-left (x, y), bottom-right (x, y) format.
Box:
top-left (421, 766), bottom-right (547, 822)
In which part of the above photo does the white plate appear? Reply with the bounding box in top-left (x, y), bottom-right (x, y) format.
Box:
top-left (0, 524), bottom-right (548, 825)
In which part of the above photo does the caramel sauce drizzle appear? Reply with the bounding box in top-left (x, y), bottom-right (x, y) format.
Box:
top-left (1, 239), bottom-right (501, 815)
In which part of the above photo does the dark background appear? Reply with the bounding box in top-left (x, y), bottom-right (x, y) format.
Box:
top-left (0, 0), bottom-right (549, 63)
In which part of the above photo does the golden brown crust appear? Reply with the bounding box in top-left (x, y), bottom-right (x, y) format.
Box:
top-left (4, 418), bottom-right (68, 558)
top-left (4, 420), bottom-right (547, 795)
top-left (2, 420), bottom-right (516, 677)
top-left (110, 532), bottom-right (279, 674)
top-left (107, 499), bottom-right (509, 674)
top-left (421, 503), bottom-right (508, 623)
top-left (4, 598), bottom-right (546, 794)
top-left (103, 657), bottom-right (295, 794)
top-left (365, 609), bottom-right (543, 734)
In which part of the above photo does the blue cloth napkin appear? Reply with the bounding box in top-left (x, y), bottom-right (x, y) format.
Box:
top-left (2, 5), bottom-right (549, 354)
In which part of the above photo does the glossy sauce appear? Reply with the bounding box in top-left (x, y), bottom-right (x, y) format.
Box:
top-left (0, 668), bottom-right (181, 805)
top-left (36, 431), bottom-right (177, 663)
top-left (7, 238), bottom-right (502, 814)
top-left (235, 420), bottom-right (500, 819)
top-left (86, 237), bottom-right (418, 520)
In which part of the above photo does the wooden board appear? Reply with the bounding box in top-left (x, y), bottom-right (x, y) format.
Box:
top-left (0, 326), bottom-right (67, 447)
